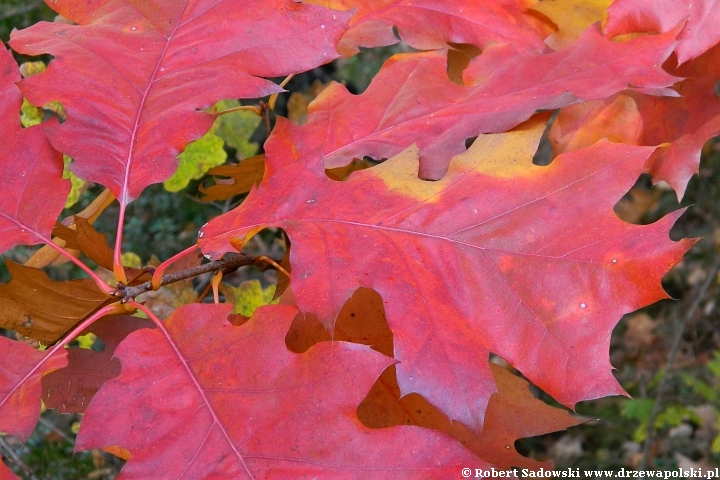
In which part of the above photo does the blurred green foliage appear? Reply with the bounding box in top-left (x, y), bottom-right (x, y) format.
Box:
top-left (0, 1), bottom-right (54, 44)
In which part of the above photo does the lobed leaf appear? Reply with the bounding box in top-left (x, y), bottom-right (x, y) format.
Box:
top-left (0, 48), bottom-right (67, 254)
top-left (605, 0), bottom-right (720, 64)
top-left (41, 315), bottom-right (153, 414)
top-left (200, 116), bottom-right (694, 434)
top-left (635, 44), bottom-right (720, 198)
top-left (77, 303), bottom-right (486, 478)
top-left (9, 0), bottom-right (353, 205)
top-left (308, 0), bottom-right (550, 56)
top-left (198, 155), bottom-right (266, 202)
top-left (285, 26), bottom-right (679, 181)
top-left (0, 337), bottom-right (67, 441)
top-left (549, 43), bottom-right (720, 198)
top-left (0, 260), bottom-right (112, 344)
top-left (288, 288), bottom-right (582, 467)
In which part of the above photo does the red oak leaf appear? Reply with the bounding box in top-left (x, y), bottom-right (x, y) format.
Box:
top-left (0, 336), bottom-right (67, 441)
top-left (287, 288), bottom-right (583, 468)
top-left (77, 303), bottom-right (486, 478)
top-left (605, 0), bottom-right (720, 64)
top-left (9, 0), bottom-right (352, 205)
top-left (306, 0), bottom-right (550, 56)
top-left (549, 44), bottom-right (720, 198)
top-left (200, 116), bottom-right (693, 435)
top-left (0, 47), bottom-right (66, 253)
top-left (548, 93), bottom-right (644, 155)
top-left (283, 26), bottom-right (678, 181)
top-left (636, 45), bottom-right (720, 197)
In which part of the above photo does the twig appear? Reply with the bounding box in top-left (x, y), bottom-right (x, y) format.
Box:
top-left (116, 253), bottom-right (270, 301)
top-left (214, 104), bottom-right (262, 116)
top-left (0, 435), bottom-right (40, 480)
top-left (639, 258), bottom-right (720, 469)
top-left (0, 0), bottom-right (44, 22)
top-left (37, 416), bottom-right (74, 444)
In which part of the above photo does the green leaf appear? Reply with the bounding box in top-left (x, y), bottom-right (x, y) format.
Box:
top-left (62, 156), bottom-right (89, 208)
top-left (214, 99), bottom-right (262, 159)
top-left (74, 333), bottom-right (97, 350)
top-left (164, 128), bottom-right (227, 192)
top-left (19, 62), bottom-right (49, 129)
top-left (220, 280), bottom-right (277, 317)
top-left (656, 405), bottom-right (697, 429)
top-left (684, 374), bottom-right (716, 403)
top-left (621, 398), bottom-right (654, 421)
top-left (20, 98), bottom-right (43, 127)
top-left (708, 351), bottom-right (720, 377)
top-left (713, 417), bottom-right (720, 454)
top-left (19, 61), bottom-right (46, 78)
top-left (121, 252), bottom-right (143, 269)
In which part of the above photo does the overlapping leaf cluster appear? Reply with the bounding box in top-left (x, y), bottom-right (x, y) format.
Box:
top-left (0, 0), bottom-right (718, 476)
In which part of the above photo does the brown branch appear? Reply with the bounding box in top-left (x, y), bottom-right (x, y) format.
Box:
top-left (114, 253), bottom-right (280, 302)
top-left (117, 254), bottom-right (253, 301)
top-left (37, 416), bottom-right (74, 444)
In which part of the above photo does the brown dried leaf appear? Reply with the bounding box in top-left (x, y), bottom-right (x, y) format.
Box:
top-left (198, 154), bottom-right (265, 202)
top-left (25, 189), bottom-right (115, 269)
top-left (51, 216), bottom-right (150, 283)
top-left (614, 187), bottom-right (661, 224)
top-left (52, 222), bottom-right (80, 249)
top-left (287, 80), bottom-right (329, 125)
top-left (623, 312), bottom-right (658, 355)
top-left (286, 288), bottom-right (581, 469)
top-left (41, 315), bottom-right (154, 413)
top-left (0, 260), bottom-right (112, 343)
top-left (73, 217), bottom-right (114, 270)
top-left (476, 363), bottom-right (583, 468)
top-left (447, 43), bottom-right (482, 85)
